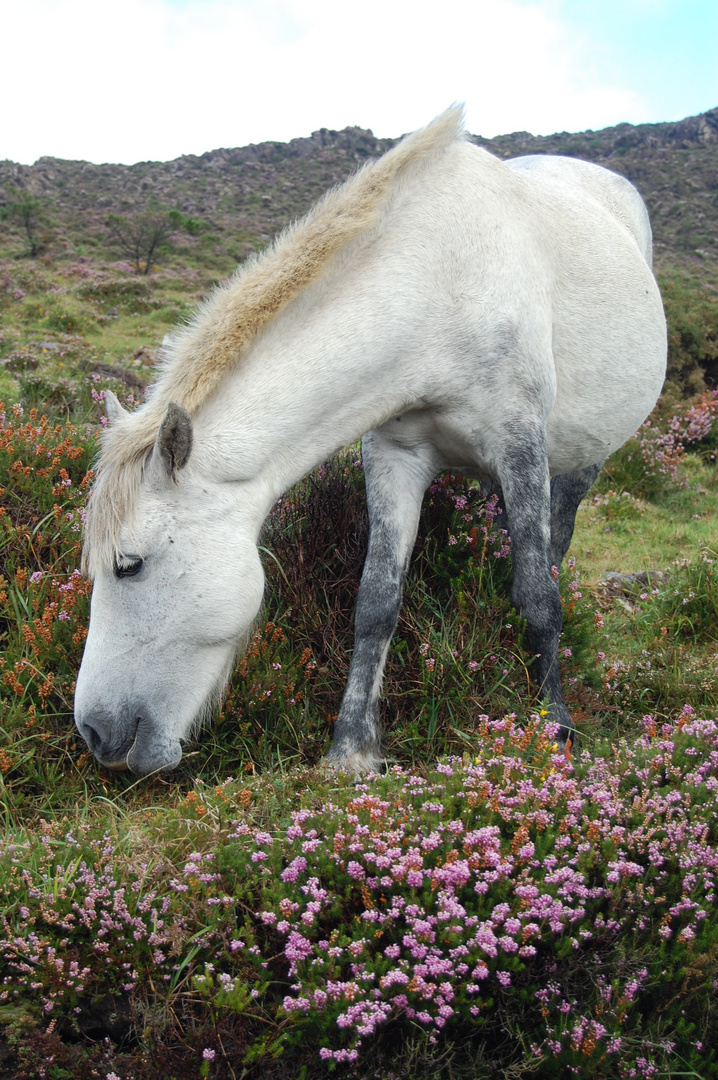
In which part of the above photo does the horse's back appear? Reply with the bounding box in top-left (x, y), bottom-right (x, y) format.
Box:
top-left (504, 153), bottom-right (653, 266)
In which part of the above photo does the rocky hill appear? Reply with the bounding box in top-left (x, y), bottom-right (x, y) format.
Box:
top-left (1, 108), bottom-right (718, 276)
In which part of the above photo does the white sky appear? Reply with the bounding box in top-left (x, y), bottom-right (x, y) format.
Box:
top-left (2, 0), bottom-right (717, 165)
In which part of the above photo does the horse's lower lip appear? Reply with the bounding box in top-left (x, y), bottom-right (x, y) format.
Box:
top-left (103, 757), bottom-right (130, 771)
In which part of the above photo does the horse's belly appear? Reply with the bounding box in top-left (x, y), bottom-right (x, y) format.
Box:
top-left (546, 357), bottom-right (665, 474)
top-left (546, 422), bottom-right (621, 475)
top-left (548, 319), bottom-right (666, 473)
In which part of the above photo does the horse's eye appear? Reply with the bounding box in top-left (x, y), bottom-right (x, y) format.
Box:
top-left (114, 555), bottom-right (144, 579)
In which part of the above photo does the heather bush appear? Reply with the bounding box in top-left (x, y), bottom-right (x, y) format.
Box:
top-left (0, 403), bottom-right (96, 806)
top-left (216, 619), bottom-right (327, 771)
top-left (661, 277), bottom-right (718, 392)
top-left (600, 388), bottom-right (718, 499)
top-left (651, 552), bottom-right (718, 641)
top-left (20, 298), bottom-right (93, 335)
top-left (13, 369), bottom-right (113, 419)
top-left (2, 335), bottom-right (138, 421)
top-left (76, 275), bottom-right (164, 315)
top-left (76, 276), bottom-right (152, 303)
top-left (1, 714), bottom-right (717, 1077)
top-left (583, 489), bottom-right (646, 532)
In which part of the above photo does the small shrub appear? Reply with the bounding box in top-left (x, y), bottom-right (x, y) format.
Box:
top-left (646, 552), bottom-right (718, 642)
top-left (600, 388), bottom-right (718, 498)
top-left (15, 371), bottom-right (90, 416)
top-left (76, 275), bottom-right (161, 314)
top-left (20, 299), bottom-right (92, 335)
top-left (0, 402), bottom-right (96, 801)
top-left (218, 620), bottom-right (327, 770)
top-left (661, 277), bottom-right (718, 391)
top-left (583, 488), bottom-right (646, 529)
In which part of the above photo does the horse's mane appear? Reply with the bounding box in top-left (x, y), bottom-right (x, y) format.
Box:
top-left (83, 105), bottom-right (466, 576)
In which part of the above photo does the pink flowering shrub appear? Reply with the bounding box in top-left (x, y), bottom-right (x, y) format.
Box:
top-left (602, 389), bottom-right (718, 497)
top-left (4, 714), bottom-right (714, 1074)
top-left (205, 713), bottom-right (717, 1075)
top-left (634, 388), bottom-right (718, 486)
top-left (422, 477), bottom-right (512, 580)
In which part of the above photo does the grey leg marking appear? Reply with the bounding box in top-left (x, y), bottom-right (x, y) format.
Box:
top-left (481, 461), bottom-right (601, 743)
top-left (326, 432), bottom-right (438, 773)
top-left (549, 463), bottom-right (602, 571)
top-left (496, 421), bottom-right (573, 743)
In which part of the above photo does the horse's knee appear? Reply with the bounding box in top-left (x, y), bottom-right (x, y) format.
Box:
top-left (512, 578), bottom-right (562, 635)
top-left (355, 582), bottom-right (402, 642)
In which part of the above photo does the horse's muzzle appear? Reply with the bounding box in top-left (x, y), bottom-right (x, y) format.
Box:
top-left (76, 706), bottom-right (136, 770)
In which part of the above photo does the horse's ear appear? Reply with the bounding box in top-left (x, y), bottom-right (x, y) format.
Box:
top-left (156, 401), bottom-right (193, 478)
top-left (105, 390), bottom-right (128, 425)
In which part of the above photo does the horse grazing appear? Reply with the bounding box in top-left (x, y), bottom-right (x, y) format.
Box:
top-left (75, 106), bottom-right (666, 775)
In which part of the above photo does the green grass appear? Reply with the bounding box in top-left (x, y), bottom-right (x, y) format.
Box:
top-left (570, 457), bottom-right (718, 582)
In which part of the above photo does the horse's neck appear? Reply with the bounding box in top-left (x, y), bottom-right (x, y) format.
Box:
top-left (194, 257), bottom-right (423, 505)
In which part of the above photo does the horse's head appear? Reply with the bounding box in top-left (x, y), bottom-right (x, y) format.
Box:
top-left (74, 396), bottom-right (265, 775)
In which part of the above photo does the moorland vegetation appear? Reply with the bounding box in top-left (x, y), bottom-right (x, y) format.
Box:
top-left (1, 109), bottom-right (718, 1077)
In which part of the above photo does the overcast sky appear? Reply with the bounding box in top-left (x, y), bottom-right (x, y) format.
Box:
top-left (3, 0), bottom-right (717, 165)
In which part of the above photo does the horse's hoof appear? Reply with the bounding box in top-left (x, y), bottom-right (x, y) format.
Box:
top-left (322, 750), bottom-right (384, 776)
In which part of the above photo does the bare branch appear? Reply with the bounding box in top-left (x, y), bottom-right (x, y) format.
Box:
top-left (105, 211), bottom-right (176, 274)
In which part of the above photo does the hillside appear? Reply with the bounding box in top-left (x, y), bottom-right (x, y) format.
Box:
top-left (2, 107), bottom-right (718, 277)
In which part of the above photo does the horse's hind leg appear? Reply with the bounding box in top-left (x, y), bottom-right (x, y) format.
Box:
top-left (325, 431), bottom-right (438, 774)
top-left (495, 421), bottom-right (575, 744)
top-left (549, 463), bottom-right (602, 570)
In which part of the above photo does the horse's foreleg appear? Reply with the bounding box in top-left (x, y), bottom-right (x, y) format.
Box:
top-left (325, 432), bottom-right (437, 774)
top-left (495, 422), bottom-right (574, 745)
top-left (549, 463), bottom-right (602, 570)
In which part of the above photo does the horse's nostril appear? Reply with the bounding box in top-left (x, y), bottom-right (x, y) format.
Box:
top-left (75, 703), bottom-right (134, 768)
top-left (82, 722), bottom-right (105, 755)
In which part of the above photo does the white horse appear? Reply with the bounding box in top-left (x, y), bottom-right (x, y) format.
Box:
top-left (75, 106), bottom-right (666, 775)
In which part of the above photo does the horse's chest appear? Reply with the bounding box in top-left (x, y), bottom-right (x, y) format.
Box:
top-left (375, 408), bottom-right (493, 478)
